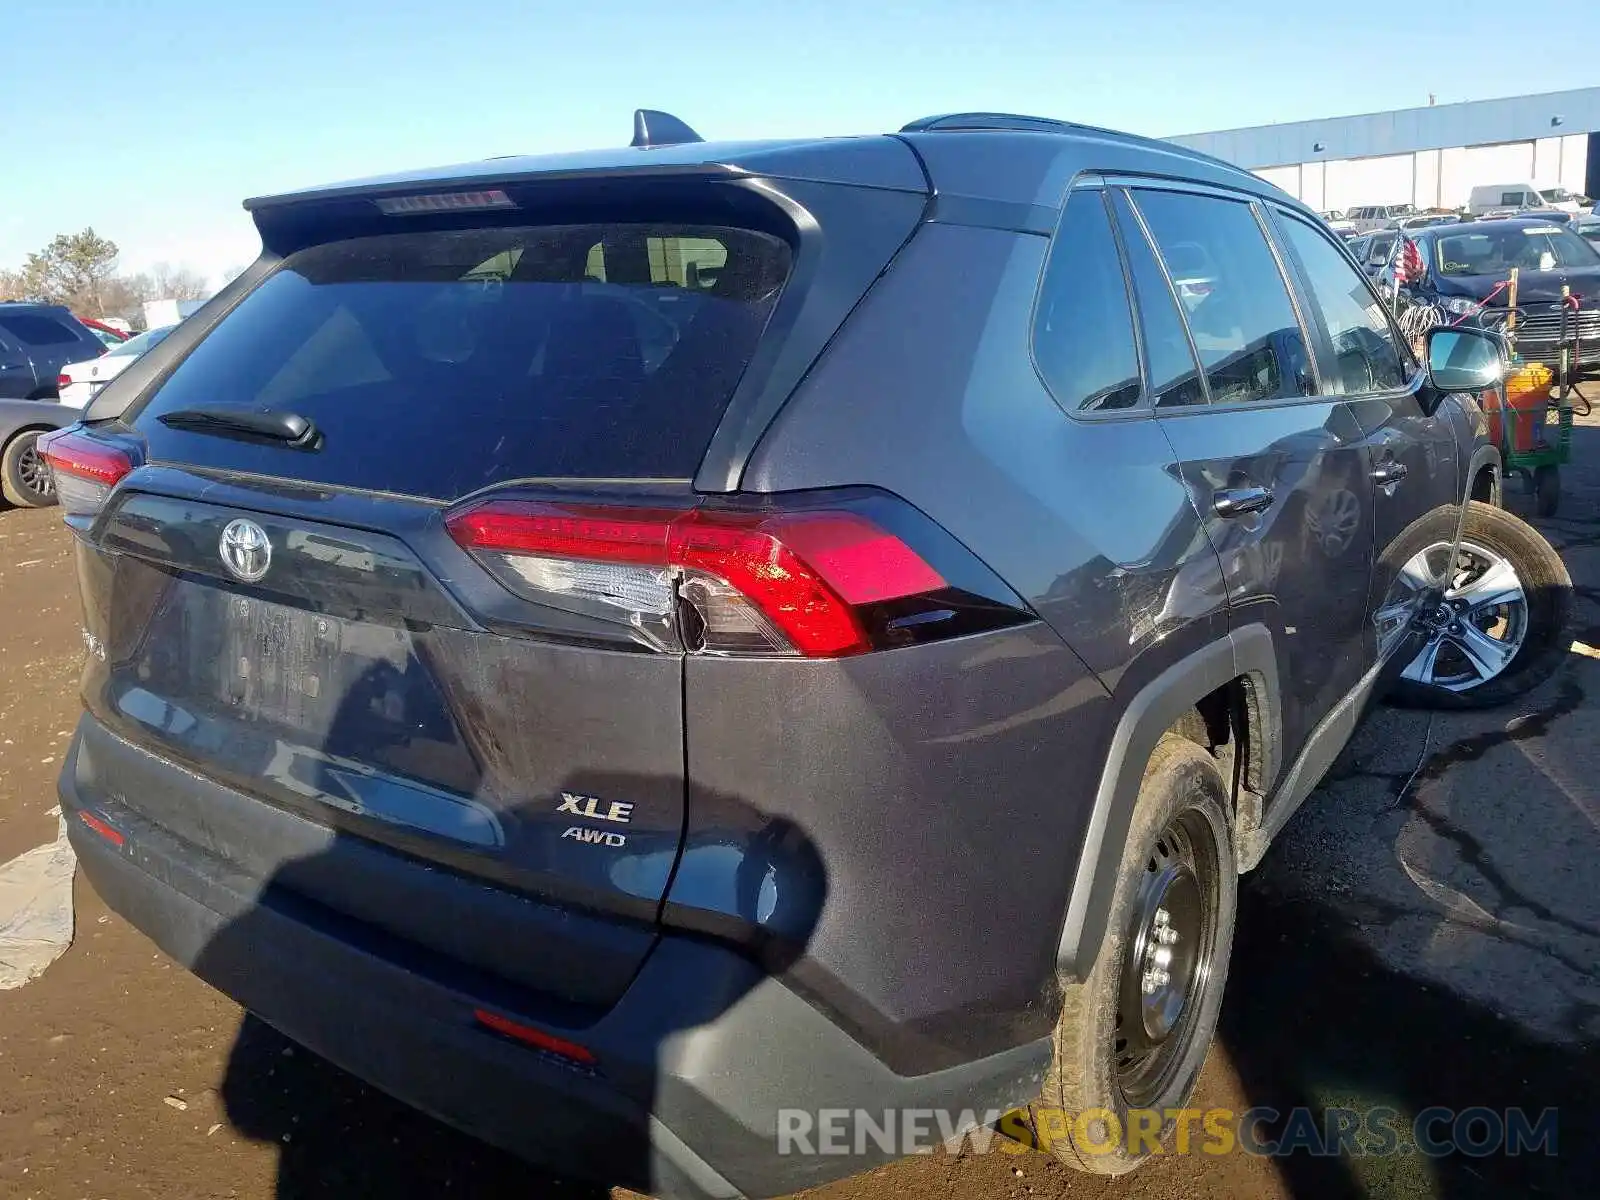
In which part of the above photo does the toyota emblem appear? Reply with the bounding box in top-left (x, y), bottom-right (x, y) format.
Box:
top-left (219, 519), bottom-right (272, 582)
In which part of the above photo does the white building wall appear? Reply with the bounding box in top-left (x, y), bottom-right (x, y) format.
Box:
top-left (1254, 164), bottom-right (1301, 195)
top-left (1560, 134), bottom-right (1589, 193)
top-left (1414, 149), bottom-right (1441, 209)
top-left (1301, 160), bottom-right (1326, 210)
top-left (1437, 141), bottom-right (1535, 207)
top-left (1533, 137), bottom-right (1562, 185)
top-left (1323, 154), bottom-right (1414, 210)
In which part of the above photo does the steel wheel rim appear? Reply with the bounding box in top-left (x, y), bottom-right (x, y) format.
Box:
top-left (1398, 539), bottom-right (1527, 691)
top-left (17, 438), bottom-right (53, 498)
top-left (1114, 806), bottom-right (1222, 1109)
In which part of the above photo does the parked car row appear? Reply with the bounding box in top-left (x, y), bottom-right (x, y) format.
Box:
top-left (1366, 216), bottom-right (1600, 373)
top-left (1319, 183), bottom-right (1595, 244)
top-left (0, 302), bottom-right (178, 507)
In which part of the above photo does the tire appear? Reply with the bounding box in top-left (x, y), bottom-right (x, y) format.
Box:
top-left (1, 429), bottom-right (56, 508)
top-left (1386, 501), bottom-right (1570, 710)
top-left (1534, 465), bottom-right (1560, 517)
top-left (1020, 734), bottom-right (1236, 1175)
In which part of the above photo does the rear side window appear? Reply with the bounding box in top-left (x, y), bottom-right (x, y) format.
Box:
top-left (134, 224), bottom-right (791, 498)
top-left (1032, 190), bottom-right (1142, 413)
top-left (1131, 190), bottom-right (1313, 406)
top-left (1277, 216), bottom-right (1410, 395)
top-left (1109, 191), bottom-right (1206, 408)
top-left (0, 313), bottom-right (84, 347)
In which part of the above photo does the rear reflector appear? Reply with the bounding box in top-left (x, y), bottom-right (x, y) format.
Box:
top-left (37, 429), bottom-right (135, 517)
top-left (447, 500), bottom-right (952, 658)
top-left (472, 1008), bottom-right (596, 1067)
top-left (78, 810), bottom-right (125, 847)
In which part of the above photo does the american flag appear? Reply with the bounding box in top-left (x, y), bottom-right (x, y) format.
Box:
top-left (1392, 237), bottom-right (1424, 286)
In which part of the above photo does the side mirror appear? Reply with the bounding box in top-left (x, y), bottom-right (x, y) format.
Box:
top-left (1424, 325), bottom-right (1505, 394)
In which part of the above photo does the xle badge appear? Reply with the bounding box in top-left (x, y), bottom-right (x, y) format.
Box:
top-left (557, 792), bottom-right (633, 849)
top-left (556, 792), bottom-right (634, 823)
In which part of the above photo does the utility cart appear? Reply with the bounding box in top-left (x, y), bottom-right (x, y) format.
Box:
top-left (1481, 270), bottom-right (1581, 517)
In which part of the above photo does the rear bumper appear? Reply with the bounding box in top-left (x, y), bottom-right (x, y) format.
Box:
top-left (60, 723), bottom-right (1048, 1199)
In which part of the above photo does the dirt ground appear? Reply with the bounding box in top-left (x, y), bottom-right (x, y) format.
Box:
top-left (2, 420), bottom-right (1598, 1199)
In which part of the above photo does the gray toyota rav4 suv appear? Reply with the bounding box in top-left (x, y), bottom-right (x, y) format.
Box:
top-left (44, 111), bottom-right (1568, 1196)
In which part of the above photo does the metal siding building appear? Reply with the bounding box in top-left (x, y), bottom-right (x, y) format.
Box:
top-left (1169, 88), bottom-right (1600, 213)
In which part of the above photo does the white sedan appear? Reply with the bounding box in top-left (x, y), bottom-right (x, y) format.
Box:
top-left (57, 325), bottom-right (176, 406)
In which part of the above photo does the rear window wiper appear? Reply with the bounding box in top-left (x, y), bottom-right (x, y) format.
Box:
top-left (157, 407), bottom-right (320, 449)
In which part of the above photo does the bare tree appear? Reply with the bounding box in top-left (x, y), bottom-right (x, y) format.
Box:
top-left (145, 261), bottom-right (211, 301)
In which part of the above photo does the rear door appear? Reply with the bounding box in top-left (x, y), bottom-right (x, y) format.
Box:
top-left (67, 215), bottom-right (797, 1007)
top-left (1113, 183), bottom-right (1378, 769)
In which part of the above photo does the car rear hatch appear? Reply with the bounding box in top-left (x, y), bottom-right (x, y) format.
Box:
top-left (52, 157), bottom-right (928, 1010)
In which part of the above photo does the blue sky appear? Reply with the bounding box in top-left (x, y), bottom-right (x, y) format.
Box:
top-left (6, 0), bottom-right (1591, 286)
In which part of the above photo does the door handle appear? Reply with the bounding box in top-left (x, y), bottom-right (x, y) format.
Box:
top-left (1371, 460), bottom-right (1408, 485)
top-left (1212, 485), bottom-right (1275, 518)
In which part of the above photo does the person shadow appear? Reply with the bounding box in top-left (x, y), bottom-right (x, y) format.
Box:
top-left (186, 663), bottom-right (827, 1199)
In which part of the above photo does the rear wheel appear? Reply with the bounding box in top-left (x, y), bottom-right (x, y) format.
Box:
top-left (1021, 734), bottom-right (1236, 1174)
top-left (1, 430), bottom-right (55, 508)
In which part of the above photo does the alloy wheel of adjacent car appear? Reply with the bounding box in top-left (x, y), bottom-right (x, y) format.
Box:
top-left (2, 431), bottom-right (57, 508)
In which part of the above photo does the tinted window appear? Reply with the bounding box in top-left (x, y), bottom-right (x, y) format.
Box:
top-left (1032, 191), bottom-right (1141, 413)
top-left (1500, 191), bottom-right (1525, 207)
top-left (1279, 216), bottom-right (1410, 395)
top-left (133, 224), bottom-right (791, 497)
top-left (1132, 190), bottom-right (1313, 406)
top-left (0, 313), bottom-right (85, 347)
top-left (1110, 191), bottom-right (1205, 407)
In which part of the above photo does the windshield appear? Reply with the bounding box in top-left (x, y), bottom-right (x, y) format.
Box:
top-left (1435, 225), bottom-right (1600, 276)
top-left (109, 325), bottom-right (176, 359)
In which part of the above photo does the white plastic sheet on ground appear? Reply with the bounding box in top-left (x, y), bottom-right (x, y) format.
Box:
top-left (0, 809), bottom-right (77, 989)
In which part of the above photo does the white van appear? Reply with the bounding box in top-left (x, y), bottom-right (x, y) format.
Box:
top-left (1468, 183), bottom-right (1589, 215)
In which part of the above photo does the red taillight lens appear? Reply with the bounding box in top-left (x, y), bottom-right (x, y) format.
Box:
top-left (57, 373), bottom-right (71, 389)
top-left (446, 503), bottom-right (673, 566)
top-left (37, 428), bottom-right (134, 517)
top-left (446, 500), bottom-right (952, 659)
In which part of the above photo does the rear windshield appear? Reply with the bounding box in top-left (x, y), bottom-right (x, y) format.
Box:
top-left (133, 223), bottom-right (791, 497)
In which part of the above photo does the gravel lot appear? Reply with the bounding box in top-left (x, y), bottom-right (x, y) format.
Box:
top-left (1, 419), bottom-right (1597, 1199)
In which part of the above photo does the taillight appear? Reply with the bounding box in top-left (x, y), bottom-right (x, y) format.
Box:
top-left (446, 493), bottom-right (1031, 658)
top-left (37, 428), bottom-right (134, 517)
top-left (57, 373), bottom-right (71, 389)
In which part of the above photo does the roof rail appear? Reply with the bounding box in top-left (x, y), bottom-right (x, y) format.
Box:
top-left (900, 112), bottom-right (1078, 135)
top-left (631, 109), bottom-right (704, 149)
